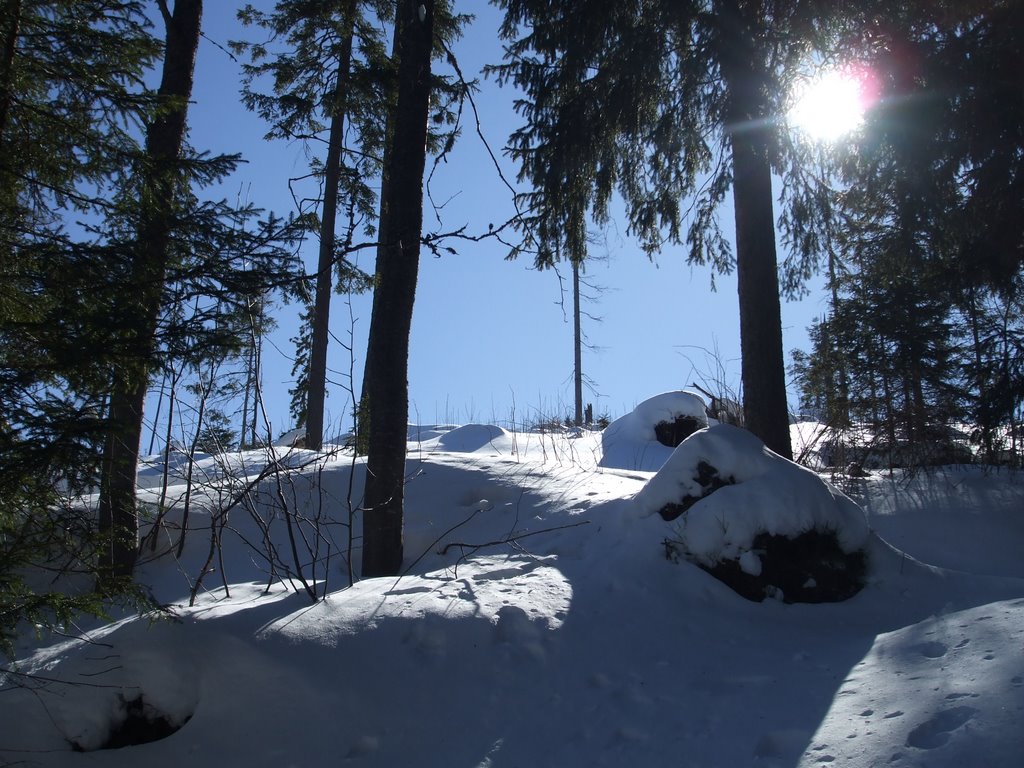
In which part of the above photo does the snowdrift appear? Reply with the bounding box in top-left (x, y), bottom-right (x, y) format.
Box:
top-left (599, 390), bottom-right (709, 471)
top-left (636, 423), bottom-right (870, 602)
top-left (3, 398), bottom-right (1023, 768)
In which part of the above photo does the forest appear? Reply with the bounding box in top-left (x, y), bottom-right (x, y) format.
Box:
top-left (1, 2), bottom-right (1023, 763)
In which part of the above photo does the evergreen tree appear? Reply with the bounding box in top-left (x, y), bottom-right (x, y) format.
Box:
top-left (0, 0), bottom-right (161, 653)
top-left (791, 315), bottom-right (850, 428)
top-left (233, 0), bottom-right (389, 449)
top-left (96, 0), bottom-right (207, 582)
top-left (957, 280), bottom-right (1024, 463)
top-left (795, 0), bottom-right (1024, 465)
top-left (895, 0), bottom-right (1024, 456)
top-left (357, 0), bottom-right (469, 576)
top-left (89, 0), bottom-right (305, 581)
top-left (572, 256), bottom-right (583, 427)
top-left (0, 0), bottom-right (307, 647)
top-left (490, 0), bottom-right (873, 459)
top-left (936, 0), bottom-right (1024, 285)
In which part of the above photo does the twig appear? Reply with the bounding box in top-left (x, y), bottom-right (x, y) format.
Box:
top-left (0, 667), bottom-right (131, 690)
top-left (441, 520), bottom-right (590, 555)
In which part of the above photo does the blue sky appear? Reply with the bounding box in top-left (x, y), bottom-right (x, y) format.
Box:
top-left (179, 1), bottom-right (828, 442)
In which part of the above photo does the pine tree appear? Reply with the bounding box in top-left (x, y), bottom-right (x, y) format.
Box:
top-left (796, 0), bottom-right (1024, 466)
top-left (572, 256), bottom-right (583, 427)
top-left (908, 1), bottom-right (1024, 458)
top-left (0, 0), bottom-right (305, 647)
top-left (235, 1), bottom-right (468, 452)
top-left (96, 0), bottom-right (306, 580)
top-left (96, 0), bottom-right (206, 582)
top-left (938, 0), bottom-right (1024, 286)
top-left (490, 0), bottom-right (879, 459)
top-left (233, 0), bottom-right (389, 449)
top-left (0, 0), bottom-right (161, 652)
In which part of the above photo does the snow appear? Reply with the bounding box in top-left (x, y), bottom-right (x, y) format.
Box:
top-left (3, 395), bottom-right (1024, 767)
top-left (599, 390), bottom-right (709, 470)
top-left (636, 423), bottom-right (870, 563)
top-left (432, 422), bottom-right (513, 452)
top-left (805, 600), bottom-right (1024, 766)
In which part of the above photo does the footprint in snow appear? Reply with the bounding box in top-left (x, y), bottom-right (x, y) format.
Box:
top-left (944, 692), bottom-right (978, 700)
top-left (493, 605), bottom-right (546, 662)
top-left (912, 640), bottom-right (948, 659)
top-left (905, 707), bottom-right (978, 750)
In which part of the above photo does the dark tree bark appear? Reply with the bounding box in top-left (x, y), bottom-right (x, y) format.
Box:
top-left (360, 0), bottom-right (434, 578)
top-left (304, 0), bottom-right (356, 451)
top-left (97, 0), bottom-right (203, 581)
top-left (729, 132), bottom-right (792, 459)
top-left (716, 0), bottom-right (792, 460)
top-left (572, 259), bottom-right (583, 427)
top-left (355, 11), bottom-right (401, 458)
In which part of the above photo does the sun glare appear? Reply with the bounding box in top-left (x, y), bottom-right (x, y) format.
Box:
top-left (789, 66), bottom-right (876, 142)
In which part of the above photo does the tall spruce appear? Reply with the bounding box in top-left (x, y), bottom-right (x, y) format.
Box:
top-left (96, 0), bottom-right (205, 582)
top-left (352, 0), bottom-right (467, 576)
top-left (938, 0), bottom-right (1024, 286)
top-left (572, 257), bottom-right (583, 427)
top-left (887, 0), bottom-right (1024, 451)
top-left (491, 0), bottom-right (877, 459)
top-left (97, 0), bottom-right (305, 580)
top-left (795, 0), bottom-right (1024, 464)
top-left (233, 0), bottom-right (389, 449)
top-left (0, 0), bottom-right (161, 650)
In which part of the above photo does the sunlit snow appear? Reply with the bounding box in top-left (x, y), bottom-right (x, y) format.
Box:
top-left (2, 392), bottom-right (1023, 767)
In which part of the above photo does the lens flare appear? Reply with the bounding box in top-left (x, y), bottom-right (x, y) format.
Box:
top-left (789, 64), bottom-right (879, 142)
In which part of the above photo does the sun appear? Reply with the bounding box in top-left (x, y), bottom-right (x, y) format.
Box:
top-left (788, 66), bottom-right (877, 142)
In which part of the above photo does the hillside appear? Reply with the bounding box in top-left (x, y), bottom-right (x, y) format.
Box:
top-left (3, 403), bottom-right (1023, 767)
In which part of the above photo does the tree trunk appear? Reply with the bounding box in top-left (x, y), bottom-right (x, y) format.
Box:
top-left (825, 248), bottom-right (850, 430)
top-left (240, 337), bottom-right (253, 447)
top-left (729, 133), bottom-right (792, 458)
top-left (97, 0), bottom-right (203, 581)
top-left (304, 0), bottom-right (357, 451)
top-left (572, 259), bottom-right (583, 427)
top-left (716, 0), bottom-right (792, 460)
top-left (355, 13), bottom-right (402, 458)
top-left (360, 0), bottom-right (434, 578)
top-left (965, 287), bottom-right (994, 461)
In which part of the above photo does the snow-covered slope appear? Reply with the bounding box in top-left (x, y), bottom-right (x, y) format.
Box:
top-left (3, 404), bottom-right (1023, 767)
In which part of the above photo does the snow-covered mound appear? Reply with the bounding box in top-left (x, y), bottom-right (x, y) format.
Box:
top-left (407, 424), bottom-right (459, 442)
top-left (636, 423), bottom-right (871, 602)
top-left (599, 390), bottom-right (709, 471)
top-left (433, 423), bottom-right (512, 453)
top-left (4, 422), bottom-right (1024, 768)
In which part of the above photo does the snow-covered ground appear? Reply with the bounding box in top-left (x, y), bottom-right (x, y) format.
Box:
top-left (3, 395), bottom-right (1023, 767)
